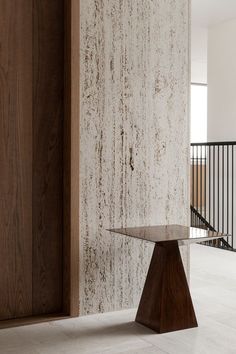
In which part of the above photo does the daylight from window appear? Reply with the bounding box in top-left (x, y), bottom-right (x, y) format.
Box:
top-left (191, 84), bottom-right (207, 143)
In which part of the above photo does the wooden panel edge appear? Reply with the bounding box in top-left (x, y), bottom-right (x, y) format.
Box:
top-left (63, 0), bottom-right (80, 316)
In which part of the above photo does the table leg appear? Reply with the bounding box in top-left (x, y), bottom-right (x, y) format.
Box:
top-left (135, 240), bottom-right (198, 333)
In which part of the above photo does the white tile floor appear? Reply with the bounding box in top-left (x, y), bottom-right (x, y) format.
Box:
top-left (1, 244), bottom-right (236, 354)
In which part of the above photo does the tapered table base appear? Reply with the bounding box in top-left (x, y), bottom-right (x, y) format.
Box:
top-left (136, 240), bottom-right (198, 333)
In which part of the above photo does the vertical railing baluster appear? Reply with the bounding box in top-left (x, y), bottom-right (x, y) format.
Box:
top-left (218, 145), bottom-right (220, 232)
top-left (232, 146), bottom-right (234, 248)
top-left (197, 146), bottom-right (199, 213)
top-left (192, 146), bottom-right (195, 210)
top-left (209, 145), bottom-right (211, 226)
top-left (205, 145), bottom-right (207, 220)
top-left (213, 145), bottom-right (215, 229)
top-left (200, 145), bottom-right (203, 217)
top-left (222, 145), bottom-right (225, 234)
top-left (227, 145), bottom-right (229, 244)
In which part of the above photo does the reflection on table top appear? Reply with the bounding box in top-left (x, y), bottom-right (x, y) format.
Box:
top-left (108, 225), bottom-right (229, 244)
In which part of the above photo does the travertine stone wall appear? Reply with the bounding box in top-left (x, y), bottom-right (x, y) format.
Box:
top-left (80, 0), bottom-right (190, 315)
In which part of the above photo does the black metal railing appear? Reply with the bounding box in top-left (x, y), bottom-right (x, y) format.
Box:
top-left (191, 141), bottom-right (236, 250)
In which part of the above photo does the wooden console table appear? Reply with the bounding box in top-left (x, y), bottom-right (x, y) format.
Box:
top-left (108, 225), bottom-right (228, 333)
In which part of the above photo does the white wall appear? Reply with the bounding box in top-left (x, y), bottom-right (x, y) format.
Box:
top-left (191, 26), bottom-right (207, 84)
top-left (208, 19), bottom-right (236, 141)
top-left (80, 0), bottom-right (190, 315)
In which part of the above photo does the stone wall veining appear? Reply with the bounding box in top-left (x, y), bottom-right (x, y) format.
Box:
top-left (80, 0), bottom-right (190, 315)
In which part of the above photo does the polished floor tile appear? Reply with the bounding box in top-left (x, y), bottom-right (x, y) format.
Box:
top-left (1, 244), bottom-right (236, 354)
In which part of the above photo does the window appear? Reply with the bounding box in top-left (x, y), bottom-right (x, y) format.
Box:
top-left (191, 84), bottom-right (207, 143)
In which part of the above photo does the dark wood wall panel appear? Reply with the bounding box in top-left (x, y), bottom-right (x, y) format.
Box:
top-left (0, 0), bottom-right (66, 322)
top-left (32, 0), bottom-right (64, 315)
top-left (0, 0), bottom-right (33, 319)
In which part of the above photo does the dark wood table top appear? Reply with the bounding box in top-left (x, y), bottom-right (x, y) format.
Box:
top-left (108, 225), bottom-right (229, 244)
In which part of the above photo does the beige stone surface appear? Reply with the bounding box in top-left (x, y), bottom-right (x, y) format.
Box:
top-left (80, 0), bottom-right (190, 314)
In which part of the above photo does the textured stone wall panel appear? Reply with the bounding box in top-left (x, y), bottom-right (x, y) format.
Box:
top-left (80, 0), bottom-right (190, 315)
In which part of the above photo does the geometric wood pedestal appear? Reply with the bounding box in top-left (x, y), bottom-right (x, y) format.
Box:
top-left (109, 225), bottom-right (228, 334)
top-left (136, 241), bottom-right (198, 333)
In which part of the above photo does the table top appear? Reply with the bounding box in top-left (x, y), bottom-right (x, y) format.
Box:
top-left (108, 225), bottom-right (229, 244)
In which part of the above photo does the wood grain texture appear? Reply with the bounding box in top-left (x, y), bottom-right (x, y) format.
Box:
top-left (0, 0), bottom-right (77, 323)
top-left (32, 0), bottom-right (64, 315)
top-left (0, 0), bottom-right (33, 320)
top-left (136, 241), bottom-right (198, 333)
top-left (63, 0), bottom-right (80, 316)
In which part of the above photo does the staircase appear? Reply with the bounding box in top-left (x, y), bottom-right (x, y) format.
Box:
top-left (191, 141), bottom-right (236, 251)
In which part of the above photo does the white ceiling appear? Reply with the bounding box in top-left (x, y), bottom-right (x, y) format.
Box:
top-left (192, 0), bottom-right (236, 28)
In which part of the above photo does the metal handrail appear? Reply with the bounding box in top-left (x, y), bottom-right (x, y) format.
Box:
top-left (191, 141), bottom-right (236, 147)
